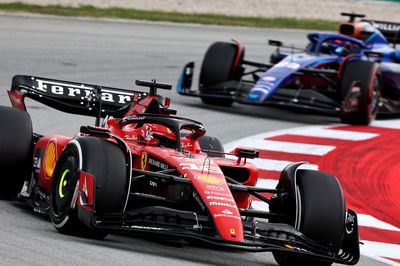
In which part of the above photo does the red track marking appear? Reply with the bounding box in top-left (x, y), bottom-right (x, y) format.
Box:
top-left (385, 258), bottom-right (400, 264)
top-left (319, 131), bottom-right (400, 229)
top-left (258, 150), bottom-right (321, 165)
top-left (359, 227), bottom-right (400, 245)
top-left (267, 134), bottom-right (353, 146)
top-left (226, 124), bottom-right (400, 263)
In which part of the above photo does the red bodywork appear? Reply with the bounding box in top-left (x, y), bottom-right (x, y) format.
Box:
top-left (25, 93), bottom-right (259, 243)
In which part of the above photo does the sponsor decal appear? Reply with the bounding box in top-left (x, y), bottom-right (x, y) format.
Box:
top-left (209, 202), bottom-right (236, 208)
top-left (275, 61), bottom-right (301, 70)
top-left (122, 225), bottom-right (164, 231)
top-left (369, 20), bottom-right (400, 32)
top-left (33, 148), bottom-right (44, 169)
top-left (141, 153), bottom-right (148, 170)
top-left (148, 157), bottom-right (169, 170)
top-left (44, 140), bottom-right (57, 178)
top-left (262, 76), bottom-right (276, 82)
top-left (204, 191), bottom-right (232, 197)
top-left (196, 175), bottom-right (222, 184)
top-left (214, 214), bottom-right (241, 220)
top-left (124, 134), bottom-right (138, 141)
top-left (221, 209), bottom-right (233, 215)
top-left (206, 196), bottom-right (234, 202)
top-left (179, 163), bottom-right (220, 173)
top-left (33, 78), bottom-right (134, 104)
top-left (205, 185), bottom-right (225, 191)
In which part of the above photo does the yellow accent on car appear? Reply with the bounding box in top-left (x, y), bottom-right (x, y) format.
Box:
top-left (141, 153), bottom-right (148, 170)
top-left (59, 169), bottom-right (70, 198)
top-left (44, 141), bottom-right (57, 177)
top-left (284, 244), bottom-right (295, 249)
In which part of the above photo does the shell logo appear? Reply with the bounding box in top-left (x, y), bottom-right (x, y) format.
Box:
top-left (44, 141), bottom-right (57, 177)
top-left (197, 175), bottom-right (222, 184)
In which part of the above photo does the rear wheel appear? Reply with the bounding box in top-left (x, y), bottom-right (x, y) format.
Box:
top-left (0, 106), bottom-right (32, 199)
top-left (49, 137), bottom-right (128, 238)
top-left (340, 60), bottom-right (380, 125)
top-left (271, 169), bottom-right (346, 266)
top-left (199, 42), bottom-right (241, 106)
top-left (198, 135), bottom-right (225, 158)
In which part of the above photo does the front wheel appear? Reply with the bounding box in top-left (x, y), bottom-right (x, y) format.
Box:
top-left (49, 137), bottom-right (128, 238)
top-left (271, 169), bottom-right (346, 266)
top-left (199, 42), bottom-right (242, 106)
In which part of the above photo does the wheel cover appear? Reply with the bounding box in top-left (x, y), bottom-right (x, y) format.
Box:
top-left (370, 76), bottom-right (380, 117)
top-left (52, 157), bottom-right (78, 218)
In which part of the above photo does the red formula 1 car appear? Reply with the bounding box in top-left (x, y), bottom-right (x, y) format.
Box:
top-left (1, 75), bottom-right (359, 266)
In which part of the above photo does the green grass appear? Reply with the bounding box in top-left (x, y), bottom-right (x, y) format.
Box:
top-left (0, 2), bottom-right (339, 31)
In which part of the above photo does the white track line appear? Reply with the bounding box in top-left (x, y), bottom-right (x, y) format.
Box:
top-left (372, 120), bottom-right (400, 129)
top-left (289, 127), bottom-right (378, 140)
top-left (231, 139), bottom-right (335, 156)
top-left (251, 158), bottom-right (319, 171)
top-left (361, 241), bottom-right (400, 260)
top-left (358, 214), bottom-right (400, 232)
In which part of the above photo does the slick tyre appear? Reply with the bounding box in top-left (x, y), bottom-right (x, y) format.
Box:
top-left (272, 170), bottom-right (346, 266)
top-left (199, 42), bottom-right (239, 106)
top-left (198, 135), bottom-right (225, 158)
top-left (0, 106), bottom-right (32, 199)
top-left (49, 137), bottom-right (128, 238)
top-left (340, 60), bottom-right (380, 125)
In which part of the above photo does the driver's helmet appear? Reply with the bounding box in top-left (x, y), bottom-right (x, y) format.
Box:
top-left (321, 39), bottom-right (352, 55)
top-left (140, 123), bottom-right (176, 148)
top-left (356, 22), bottom-right (377, 41)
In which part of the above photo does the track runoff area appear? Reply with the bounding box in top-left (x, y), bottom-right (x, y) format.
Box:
top-left (224, 119), bottom-right (400, 265)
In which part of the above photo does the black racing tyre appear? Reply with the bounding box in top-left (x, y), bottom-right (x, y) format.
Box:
top-left (198, 135), bottom-right (225, 158)
top-left (49, 137), bottom-right (128, 238)
top-left (272, 170), bottom-right (346, 266)
top-left (0, 106), bottom-right (32, 199)
top-left (199, 42), bottom-right (240, 106)
top-left (339, 60), bottom-right (380, 125)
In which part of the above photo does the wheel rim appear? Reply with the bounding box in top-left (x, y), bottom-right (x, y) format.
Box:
top-left (52, 156), bottom-right (78, 218)
top-left (369, 73), bottom-right (380, 118)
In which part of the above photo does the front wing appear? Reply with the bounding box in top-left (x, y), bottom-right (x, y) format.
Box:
top-left (177, 62), bottom-right (346, 114)
top-left (75, 167), bottom-right (359, 265)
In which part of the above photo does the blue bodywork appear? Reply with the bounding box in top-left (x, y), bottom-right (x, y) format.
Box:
top-left (246, 32), bottom-right (400, 106)
top-left (177, 18), bottom-right (400, 117)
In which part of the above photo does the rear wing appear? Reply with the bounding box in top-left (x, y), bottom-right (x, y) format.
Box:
top-left (363, 19), bottom-right (400, 44)
top-left (8, 75), bottom-right (146, 118)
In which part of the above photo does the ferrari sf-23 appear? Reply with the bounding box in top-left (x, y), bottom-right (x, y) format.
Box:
top-left (1, 75), bottom-right (359, 265)
top-left (178, 13), bottom-right (400, 125)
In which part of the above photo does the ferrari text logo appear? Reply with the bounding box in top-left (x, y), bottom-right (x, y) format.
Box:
top-left (34, 78), bottom-right (133, 104)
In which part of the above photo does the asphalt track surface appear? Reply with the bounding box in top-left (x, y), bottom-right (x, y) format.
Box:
top-left (0, 13), bottom-right (390, 266)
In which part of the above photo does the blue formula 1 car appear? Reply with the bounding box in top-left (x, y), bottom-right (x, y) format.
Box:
top-left (177, 13), bottom-right (400, 125)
